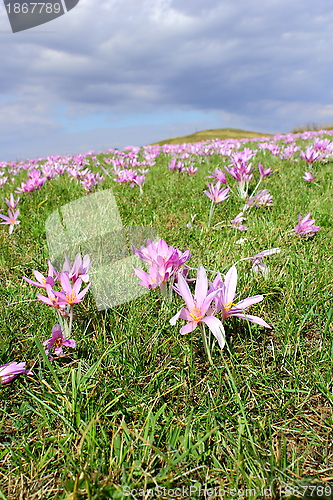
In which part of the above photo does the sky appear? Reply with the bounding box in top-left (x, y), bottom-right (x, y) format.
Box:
top-left (1, 0), bottom-right (333, 161)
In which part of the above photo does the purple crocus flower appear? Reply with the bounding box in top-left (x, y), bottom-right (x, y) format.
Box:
top-left (230, 213), bottom-right (248, 231)
top-left (183, 165), bottom-right (198, 175)
top-left (294, 213), bottom-right (320, 237)
top-left (209, 265), bottom-right (271, 328)
top-left (0, 362), bottom-right (32, 384)
top-left (258, 163), bottom-right (275, 178)
top-left (23, 260), bottom-right (57, 289)
top-left (303, 172), bottom-right (314, 182)
top-left (43, 324), bottom-right (76, 358)
top-left (134, 263), bottom-right (169, 290)
top-left (170, 265), bottom-right (226, 349)
top-left (207, 167), bottom-right (227, 184)
top-left (62, 254), bottom-right (91, 283)
top-left (132, 239), bottom-right (191, 294)
top-left (299, 147), bottom-right (324, 165)
top-left (0, 209), bottom-right (21, 234)
top-left (204, 182), bottom-right (230, 203)
top-left (246, 189), bottom-right (273, 208)
top-left (132, 239), bottom-right (191, 273)
top-left (37, 285), bottom-right (67, 314)
top-left (4, 193), bottom-right (20, 211)
top-left (53, 273), bottom-right (91, 306)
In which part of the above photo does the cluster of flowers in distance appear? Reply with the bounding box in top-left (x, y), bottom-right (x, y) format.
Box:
top-left (0, 128), bottom-right (330, 238)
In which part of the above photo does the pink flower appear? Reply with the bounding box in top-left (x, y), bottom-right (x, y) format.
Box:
top-left (43, 324), bottom-right (76, 358)
top-left (299, 147), bottom-right (324, 165)
top-left (207, 168), bottom-right (227, 184)
top-left (132, 239), bottom-right (191, 295)
top-left (204, 182), bottom-right (230, 203)
top-left (258, 163), bottom-right (275, 178)
top-left (303, 172), bottom-right (314, 182)
top-left (294, 213), bottom-right (320, 237)
top-left (246, 189), bottom-right (273, 208)
top-left (183, 165), bottom-right (198, 175)
top-left (23, 260), bottom-right (57, 289)
top-left (170, 265), bottom-right (226, 349)
top-left (132, 239), bottom-right (191, 279)
top-left (0, 362), bottom-right (32, 384)
top-left (0, 209), bottom-right (20, 234)
top-left (54, 273), bottom-right (91, 306)
top-left (209, 265), bottom-right (271, 328)
top-left (134, 263), bottom-right (169, 290)
top-left (62, 254), bottom-right (91, 283)
top-left (230, 213), bottom-right (248, 231)
top-left (4, 193), bottom-right (20, 210)
top-left (37, 285), bottom-right (67, 313)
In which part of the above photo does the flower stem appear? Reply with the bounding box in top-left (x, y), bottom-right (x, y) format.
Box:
top-left (207, 200), bottom-right (215, 230)
top-left (200, 323), bottom-right (213, 366)
top-left (68, 306), bottom-right (74, 338)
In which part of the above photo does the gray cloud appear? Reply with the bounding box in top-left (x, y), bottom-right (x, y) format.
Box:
top-left (1, 0), bottom-right (333, 160)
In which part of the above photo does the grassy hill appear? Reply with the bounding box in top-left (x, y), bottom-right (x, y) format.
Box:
top-left (152, 127), bottom-right (275, 145)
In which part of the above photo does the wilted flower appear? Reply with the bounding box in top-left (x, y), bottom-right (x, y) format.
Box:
top-left (230, 213), bottom-right (248, 231)
top-left (245, 248), bottom-right (281, 277)
top-left (246, 189), bottom-right (273, 208)
top-left (294, 213), bottom-right (320, 237)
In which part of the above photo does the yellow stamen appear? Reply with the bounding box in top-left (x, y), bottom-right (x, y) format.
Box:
top-left (190, 306), bottom-right (203, 322)
top-left (66, 291), bottom-right (77, 303)
top-left (223, 302), bottom-right (236, 312)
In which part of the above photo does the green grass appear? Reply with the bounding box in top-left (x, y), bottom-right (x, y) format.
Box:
top-left (1, 135), bottom-right (333, 500)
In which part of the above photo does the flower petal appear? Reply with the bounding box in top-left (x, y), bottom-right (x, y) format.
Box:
top-left (180, 322), bottom-right (197, 335)
top-left (194, 265), bottom-right (208, 307)
top-left (176, 273), bottom-right (195, 311)
top-left (224, 265), bottom-right (237, 303)
top-left (235, 295), bottom-right (264, 310)
top-left (231, 312), bottom-right (272, 328)
top-left (202, 316), bottom-right (226, 349)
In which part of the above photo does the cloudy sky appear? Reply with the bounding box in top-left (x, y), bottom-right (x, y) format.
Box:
top-left (1, 0), bottom-right (333, 161)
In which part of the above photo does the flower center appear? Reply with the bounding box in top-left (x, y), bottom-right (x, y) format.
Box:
top-left (190, 306), bottom-right (203, 322)
top-left (66, 290), bottom-right (77, 304)
top-left (223, 302), bottom-right (235, 312)
top-left (54, 337), bottom-right (63, 348)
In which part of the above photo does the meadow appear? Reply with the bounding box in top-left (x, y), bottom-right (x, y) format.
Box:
top-left (0, 128), bottom-right (333, 500)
